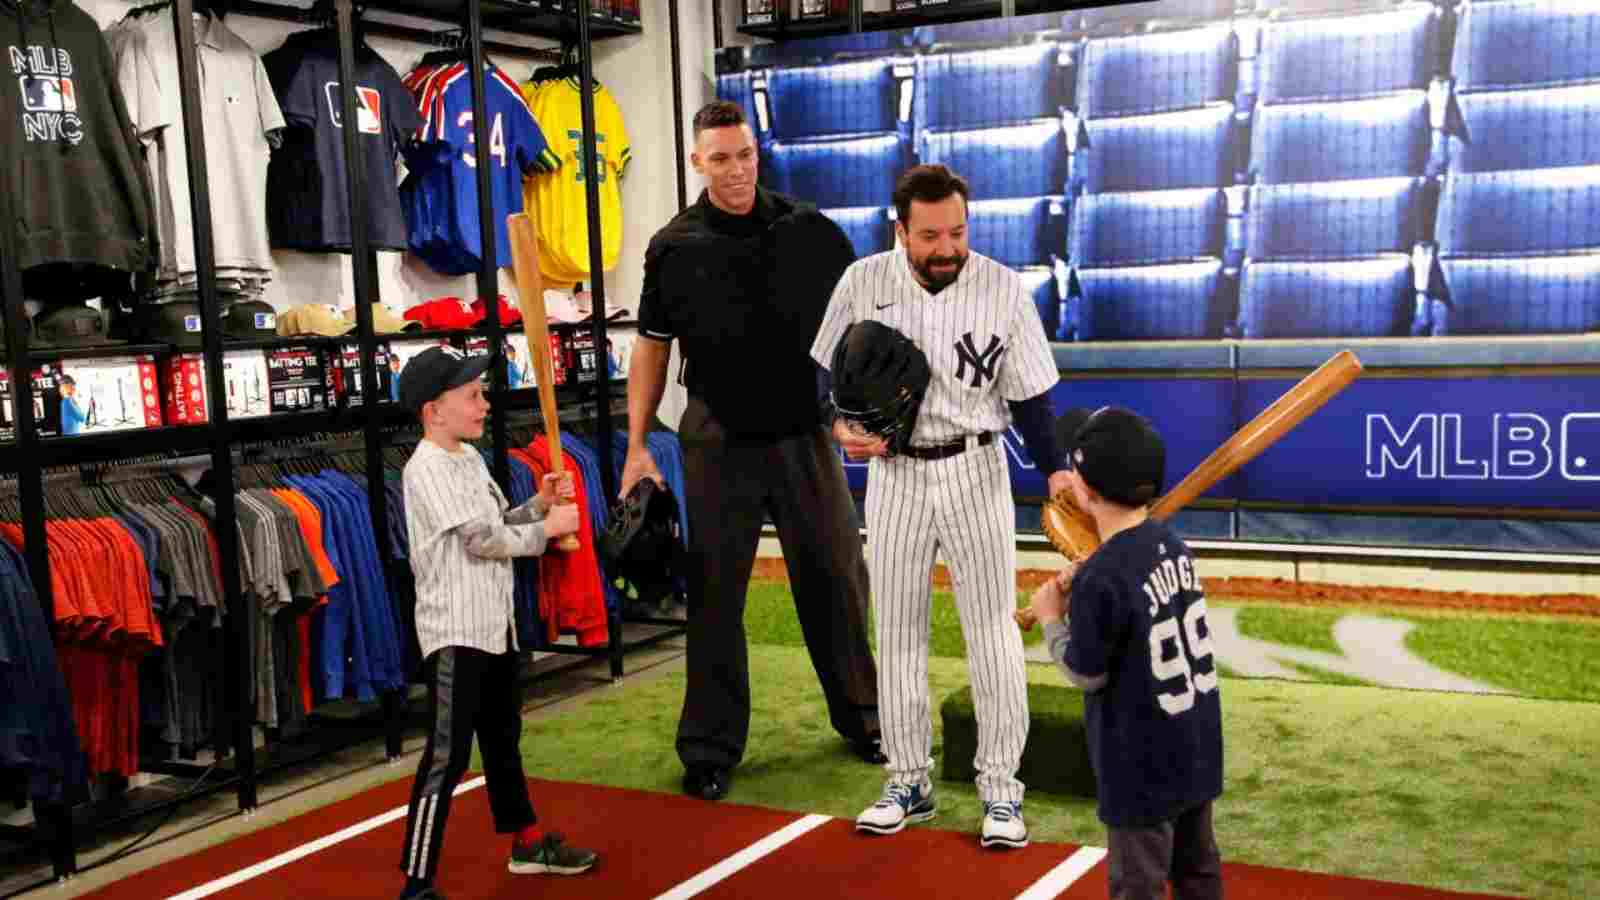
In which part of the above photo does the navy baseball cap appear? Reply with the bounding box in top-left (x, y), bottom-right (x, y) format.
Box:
top-left (1057, 405), bottom-right (1165, 508)
top-left (398, 346), bottom-right (493, 415)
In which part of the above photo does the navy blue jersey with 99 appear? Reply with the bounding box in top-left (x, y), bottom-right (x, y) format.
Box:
top-left (1063, 518), bottom-right (1223, 828)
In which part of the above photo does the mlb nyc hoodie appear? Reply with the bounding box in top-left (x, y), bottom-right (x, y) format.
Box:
top-left (2, 0), bottom-right (154, 280)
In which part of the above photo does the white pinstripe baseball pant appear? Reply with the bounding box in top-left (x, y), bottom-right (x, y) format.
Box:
top-left (865, 438), bottom-right (1028, 805)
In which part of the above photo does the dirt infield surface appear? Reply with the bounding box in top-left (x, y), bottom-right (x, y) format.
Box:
top-left (750, 559), bottom-right (1600, 618)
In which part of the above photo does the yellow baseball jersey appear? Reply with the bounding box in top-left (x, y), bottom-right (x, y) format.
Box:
top-left (522, 77), bottom-right (631, 286)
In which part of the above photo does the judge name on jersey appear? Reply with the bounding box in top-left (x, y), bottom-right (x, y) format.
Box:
top-left (1142, 545), bottom-right (1200, 618)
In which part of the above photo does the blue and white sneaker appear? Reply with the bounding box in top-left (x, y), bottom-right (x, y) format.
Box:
top-left (855, 781), bottom-right (937, 835)
top-left (980, 801), bottom-right (1028, 849)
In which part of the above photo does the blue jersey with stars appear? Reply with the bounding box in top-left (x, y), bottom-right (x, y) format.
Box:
top-left (401, 63), bottom-right (557, 275)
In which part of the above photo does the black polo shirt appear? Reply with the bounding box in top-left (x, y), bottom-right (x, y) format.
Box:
top-left (638, 187), bottom-right (856, 440)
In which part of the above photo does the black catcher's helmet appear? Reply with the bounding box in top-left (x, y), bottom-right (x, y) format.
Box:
top-left (829, 320), bottom-right (931, 455)
top-left (599, 477), bottom-right (685, 609)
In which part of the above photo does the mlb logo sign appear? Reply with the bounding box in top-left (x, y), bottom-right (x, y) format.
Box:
top-left (20, 75), bottom-right (76, 113)
top-left (325, 82), bottom-right (382, 134)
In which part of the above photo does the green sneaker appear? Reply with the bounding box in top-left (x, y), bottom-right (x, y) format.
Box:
top-left (507, 832), bottom-right (598, 875)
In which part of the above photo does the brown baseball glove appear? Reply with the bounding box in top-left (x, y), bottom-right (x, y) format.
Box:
top-left (1041, 490), bottom-right (1100, 562)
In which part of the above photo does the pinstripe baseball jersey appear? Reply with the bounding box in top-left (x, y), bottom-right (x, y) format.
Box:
top-left (811, 249), bottom-right (1058, 445)
top-left (404, 438), bottom-right (534, 660)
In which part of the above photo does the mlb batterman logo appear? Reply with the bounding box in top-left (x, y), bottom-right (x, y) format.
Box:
top-left (324, 82), bottom-right (382, 134)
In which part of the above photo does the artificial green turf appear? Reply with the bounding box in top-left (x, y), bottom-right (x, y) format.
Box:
top-left (516, 643), bottom-right (1600, 899)
top-left (1279, 660), bottom-right (1371, 688)
top-left (1233, 605), bottom-right (1344, 654)
top-left (743, 579), bottom-right (1044, 660)
top-left (1404, 616), bottom-right (1600, 703)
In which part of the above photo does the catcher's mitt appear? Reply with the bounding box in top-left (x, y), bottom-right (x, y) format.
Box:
top-left (1041, 490), bottom-right (1099, 562)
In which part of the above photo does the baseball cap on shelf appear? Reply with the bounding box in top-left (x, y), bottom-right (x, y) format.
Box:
top-left (222, 300), bottom-right (278, 340)
top-left (31, 303), bottom-right (125, 349)
top-left (127, 300), bottom-right (205, 349)
top-left (543, 289), bottom-right (586, 323)
top-left (471, 295), bottom-right (522, 326)
top-left (574, 289), bottom-right (629, 321)
top-left (1059, 405), bottom-right (1165, 508)
top-left (278, 304), bottom-right (355, 337)
top-left (398, 345), bottom-right (494, 415)
top-left (341, 303), bottom-right (421, 335)
top-left (404, 297), bottom-right (483, 330)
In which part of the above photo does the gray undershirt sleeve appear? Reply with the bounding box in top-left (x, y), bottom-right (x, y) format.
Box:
top-left (1043, 619), bottom-right (1110, 692)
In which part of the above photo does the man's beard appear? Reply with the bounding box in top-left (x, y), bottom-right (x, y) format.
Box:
top-left (911, 250), bottom-right (968, 293)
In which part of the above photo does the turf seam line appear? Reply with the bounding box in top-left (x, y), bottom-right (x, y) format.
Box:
top-left (652, 813), bottom-right (832, 900)
top-left (165, 776), bottom-right (489, 900)
top-left (1013, 846), bottom-right (1109, 900)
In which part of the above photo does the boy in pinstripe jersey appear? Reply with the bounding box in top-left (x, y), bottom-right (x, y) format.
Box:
top-left (811, 165), bottom-right (1073, 849)
top-left (394, 347), bottom-right (596, 900)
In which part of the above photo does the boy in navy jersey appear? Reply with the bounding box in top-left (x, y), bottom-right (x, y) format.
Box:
top-left (1022, 407), bottom-right (1224, 900)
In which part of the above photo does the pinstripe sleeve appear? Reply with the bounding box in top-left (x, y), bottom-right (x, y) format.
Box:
top-left (997, 272), bottom-right (1060, 402)
top-left (810, 261), bottom-right (859, 370)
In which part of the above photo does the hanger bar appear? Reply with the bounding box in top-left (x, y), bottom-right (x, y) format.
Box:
top-left (230, 0), bottom-right (560, 60)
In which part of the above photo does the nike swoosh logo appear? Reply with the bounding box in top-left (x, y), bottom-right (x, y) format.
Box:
top-left (875, 302), bottom-right (895, 310)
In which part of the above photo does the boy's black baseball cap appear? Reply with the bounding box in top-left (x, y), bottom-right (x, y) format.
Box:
top-left (398, 346), bottom-right (493, 415)
top-left (1055, 405), bottom-right (1165, 507)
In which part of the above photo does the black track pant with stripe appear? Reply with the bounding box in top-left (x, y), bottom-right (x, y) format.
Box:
top-left (675, 396), bottom-right (880, 771)
top-left (400, 645), bottom-right (536, 881)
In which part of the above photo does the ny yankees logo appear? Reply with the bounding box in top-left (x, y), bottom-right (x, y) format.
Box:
top-left (954, 332), bottom-right (1006, 388)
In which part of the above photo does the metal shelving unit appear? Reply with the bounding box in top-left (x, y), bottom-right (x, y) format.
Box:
top-left (0, 0), bottom-right (683, 893)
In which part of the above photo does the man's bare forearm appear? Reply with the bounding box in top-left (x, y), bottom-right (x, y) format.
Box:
top-left (628, 337), bottom-right (672, 448)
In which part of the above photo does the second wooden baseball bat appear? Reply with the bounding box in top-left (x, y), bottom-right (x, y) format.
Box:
top-left (507, 212), bottom-right (580, 553)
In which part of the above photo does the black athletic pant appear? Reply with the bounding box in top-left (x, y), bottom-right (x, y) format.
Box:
top-left (1107, 799), bottom-right (1223, 900)
top-left (675, 396), bottom-right (880, 771)
top-left (400, 645), bottom-right (536, 882)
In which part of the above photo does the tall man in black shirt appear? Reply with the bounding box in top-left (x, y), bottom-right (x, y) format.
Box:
top-left (622, 101), bottom-right (883, 801)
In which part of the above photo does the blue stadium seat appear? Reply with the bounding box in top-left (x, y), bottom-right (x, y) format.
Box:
top-left (1239, 257), bottom-right (1414, 337)
top-left (716, 71), bottom-right (765, 134)
top-left (1434, 167), bottom-right (1600, 334)
top-left (767, 59), bottom-right (902, 141)
top-left (1077, 25), bottom-right (1236, 119)
top-left (913, 43), bottom-right (1071, 133)
top-left (910, 16), bottom-right (1061, 50)
top-left (1070, 188), bottom-right (1226, 266)
top-left (1249, 92), bottom-right (1430, 184)
top-left (1070, 0), bottom-right (1238, 34)
top-left (1017, 267), bottom-right (1061, 340)
top-left (1080, 104), bottom-right (1235, 193)
top-left (1451, 86), bottom-right (1600, 173)
top-left (919, 121), bottom-right (1068, 200)
top-left (822, 206), bottom-right (893, 259)
top-left (766, 134), bottom-right (909, 210)
top-left (1452, 0), bottom-right (1600, 92)
top-left (1246, 177), bottom-right (1425, 258)
top-left (1255, 4), bottom-right (1437, 104)
top-left (967, 196), bottom-right (1067, 268)
top-left (1076, 261), bottom-right (1229, 340)
top-left (1067, 189), bottom-right (1228, 341)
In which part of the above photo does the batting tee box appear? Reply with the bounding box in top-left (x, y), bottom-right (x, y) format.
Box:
top-left (330, 341), bottom-right (397, 407)
top-left (0, 355), bottom-right (163, 441)
top-left (264, 345), bottom-right (332, 414)
top-left (461, 334), bottom-right (567, 388)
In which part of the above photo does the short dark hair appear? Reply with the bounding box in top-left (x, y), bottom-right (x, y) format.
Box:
top-left (893, 164), bottom-right (970, 226)
top-left (693, 100), bottom-right (747, 137)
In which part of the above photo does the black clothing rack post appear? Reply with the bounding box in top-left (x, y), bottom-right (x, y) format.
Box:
top-left (465, 0), bottom-right (513, 492)
top-left (668, 0), bottom-right (687, 211)
top-left (329, 0), bottom-right (407, 762)
top-left (170, 0), bottom-right (257, 813)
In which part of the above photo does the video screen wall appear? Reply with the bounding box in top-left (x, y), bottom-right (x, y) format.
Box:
top-left (716, 0), bottom-right (1600, 555)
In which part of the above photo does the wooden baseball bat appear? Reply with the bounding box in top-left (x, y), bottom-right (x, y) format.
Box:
top-left (1149, 349), bottom-right (1364, 522)
top-left (1018, 349), bottom-right (1363, 631)
top-left (507, 212), bottom-right (580, 553)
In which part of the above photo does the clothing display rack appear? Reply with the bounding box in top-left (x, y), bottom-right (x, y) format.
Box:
top-left (0, 0), bottom-right (685, 893)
